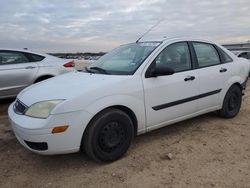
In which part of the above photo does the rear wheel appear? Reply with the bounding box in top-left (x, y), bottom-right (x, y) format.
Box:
top-left (83, 109), bottom-right (134, 162)
top-left (219, 85), bottom-right (242, 118)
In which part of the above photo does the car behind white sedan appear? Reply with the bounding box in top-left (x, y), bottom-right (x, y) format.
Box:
top-left (232, 50), bottom-right (250, 62)
top-left (8, 38), bottom-right (250, 162)
top-left (0, 48), bottom-right (75, 99)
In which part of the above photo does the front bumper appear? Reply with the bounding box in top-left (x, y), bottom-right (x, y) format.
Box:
top-left (8, 103), bottom-right (93, 155)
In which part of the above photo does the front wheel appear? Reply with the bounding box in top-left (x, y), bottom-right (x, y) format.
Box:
top-left (83, 109), bottom-right (134, 162)
top-left (219, 85), bottom-right (242, 118)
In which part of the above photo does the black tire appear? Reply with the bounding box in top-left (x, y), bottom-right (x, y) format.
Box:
top-left (219, 85), bottom-right (242, 118)
top-left (83, 108), bottom-right (134, 162)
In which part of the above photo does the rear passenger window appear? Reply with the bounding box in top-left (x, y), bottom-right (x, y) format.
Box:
top-left (216, 47), bottom-right (233, 63)
top-left (154, 42), bottom-right (192, 72)
top-left (193, 42), bottom-right (220, 68)
top-left (29, 53), bottom-right (45, 62)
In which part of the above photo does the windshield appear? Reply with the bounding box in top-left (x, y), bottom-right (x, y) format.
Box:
top-left (86, 42), bottom-right (161, 75)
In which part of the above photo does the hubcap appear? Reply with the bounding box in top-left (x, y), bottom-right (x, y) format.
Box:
top-left (98, 121), bottom-right (125, 153)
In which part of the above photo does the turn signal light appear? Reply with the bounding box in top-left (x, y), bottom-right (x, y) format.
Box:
top-left (52, 125), bottom-right (69, 134)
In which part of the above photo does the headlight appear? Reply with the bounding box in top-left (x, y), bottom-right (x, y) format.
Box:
top-left (25, 100), bottom-right (64, 119)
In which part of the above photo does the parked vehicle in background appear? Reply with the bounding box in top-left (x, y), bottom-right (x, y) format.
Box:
top-left (8, 38), bottom-right (250, 162)
top-left (232, 51), bottom-right (250, 61)
top-left (0, 49), bottom-right (75, 99)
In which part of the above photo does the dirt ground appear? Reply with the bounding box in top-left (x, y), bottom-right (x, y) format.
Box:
top-left (1, 83), bottom-right (250, 188)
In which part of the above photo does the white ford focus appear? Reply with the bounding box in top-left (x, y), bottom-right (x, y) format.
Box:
top-left (8, 38), bottom-right (250, 162)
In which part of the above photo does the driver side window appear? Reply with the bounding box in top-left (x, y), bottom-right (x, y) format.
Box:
top-left (155, 42), bottom-right (192, 72)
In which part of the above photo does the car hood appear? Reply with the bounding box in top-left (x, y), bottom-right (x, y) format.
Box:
top-left (18, 71), bottom-right (131, 106)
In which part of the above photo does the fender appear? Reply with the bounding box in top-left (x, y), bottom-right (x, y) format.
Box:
top-left (84, 95), bottom-right (146, 135)
top-left (219, 75), bottom-right (245, 107)
top-left (35, 67), bottom-right (59, 78)
top-left (219, 58), bottom-right (249, 107)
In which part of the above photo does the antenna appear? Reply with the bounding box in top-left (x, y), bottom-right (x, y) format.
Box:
top-left (136, 18), bottom-right (164, 43)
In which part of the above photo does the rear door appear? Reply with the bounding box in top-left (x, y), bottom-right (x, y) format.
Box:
top-left (143, 42), bottom-right (199, 130)
top-left (0, 50), bottom-right (38, 98)
top-left (191, 42), bottom-right (232, 111)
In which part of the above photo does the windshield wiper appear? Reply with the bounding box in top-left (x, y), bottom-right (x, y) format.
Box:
top-left (89, 66), bottom-right (109, 74)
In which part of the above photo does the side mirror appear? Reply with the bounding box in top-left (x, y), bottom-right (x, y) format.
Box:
top-left (145, 62), bottom-right (175, 78)
top-left (154, 66), bottom-right (175, 77)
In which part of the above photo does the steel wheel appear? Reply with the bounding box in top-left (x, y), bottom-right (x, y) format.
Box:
top-left (219, 85), bottom-right (242, 118)
top-left (98, 121), bottom-right (126, 153)
top-left (83, 108), bottom-right (134, 162)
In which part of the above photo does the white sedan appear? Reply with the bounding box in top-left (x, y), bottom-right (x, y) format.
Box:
top-left (8, 38), bottom-right (250, 162)
top-left (0, 48), bottom-right (75, 99)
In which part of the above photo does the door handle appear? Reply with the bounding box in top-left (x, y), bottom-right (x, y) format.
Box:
top-left (184, 76), bottom-right (195, 81)
top-left (220, 68), bottom-right (227, 73)
top-left (25, 66), bottom-right (36, 69)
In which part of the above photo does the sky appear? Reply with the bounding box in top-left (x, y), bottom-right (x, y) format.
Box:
top-left (0, 0), bottom-right (250, 53)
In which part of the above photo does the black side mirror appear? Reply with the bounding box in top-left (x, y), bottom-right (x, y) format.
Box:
top-left (145, 61), bottom-right (175, 78)
top-left (154, 66), bottom-right (175, 77)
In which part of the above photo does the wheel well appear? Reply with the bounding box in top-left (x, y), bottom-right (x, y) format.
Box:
top-left (86, 105), bottom-right (138, 135)
top-left (34, 75), bottom-right (54, 83)
top-left (232, 82), bottom-right (243, 91)
top-left (110, 105), bottom-right (138, 135)
top-left (80, 105), bottom-right (138, 151)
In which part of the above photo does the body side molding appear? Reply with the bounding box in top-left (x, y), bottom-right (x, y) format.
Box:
top-left (152, 89), bottom-right (222, 111)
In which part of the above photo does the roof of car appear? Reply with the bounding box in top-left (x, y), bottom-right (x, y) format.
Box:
top-left (0, 48), bottom-right (48, 56)
top-left (139, 37), bottom-right (214, 44)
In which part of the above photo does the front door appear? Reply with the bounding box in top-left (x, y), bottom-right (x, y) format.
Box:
top-left (142, 42), bottom-right (199, 131)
